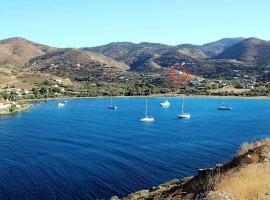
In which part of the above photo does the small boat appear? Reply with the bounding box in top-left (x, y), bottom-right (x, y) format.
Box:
top-left (108, 96), bottom-right (117, 110)
top-left (64, 100), bottom-right (68, 103)
top-left (177, 96), bottom-right (191, 119)
top-left (57, 103), bottom-right (65, 108)
top-left (217, 98), bottom-right (232, 111)
top-left (218, 106), bottom-right (232, 110)
top-left (141, 99), bottom-right (154, 122)
top-left (160, 100), bottom-right (170, 107)
top-left (141, 116), bottom-right (155, 122)
top-left (108, 105), bottom-right (118, 110)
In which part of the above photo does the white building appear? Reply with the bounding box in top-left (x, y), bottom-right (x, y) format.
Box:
top-left (0, 99), bottom-right (12, 113)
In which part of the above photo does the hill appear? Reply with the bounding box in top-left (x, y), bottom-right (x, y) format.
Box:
top-left (0, 37), bottom-right (129, 82)
top-left (29, 48), bottom-right (129, 81)
top-left (87, 38), bottom-right (246, 71)
top-left (217, 37), bottom-right (270, 66)
top-left (0, 67), bottom-right (73, 90)
top-left (0, 37), bottom-right (56, 69)
top-left (84, 42), bottom-right (174, 71)
top-left (177, 38), bottom-right (245, 59)
top-left (0, 37), bottom-right (269, 82)
top-left (202, 37), bottom-right (245, 57)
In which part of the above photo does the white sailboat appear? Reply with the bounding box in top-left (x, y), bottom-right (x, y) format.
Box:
top-left (177, 96), bottom-right (191, 119)
top-left (108, 96), bottom-right (117, 110)
top-left (57, 102), bottom-right (65, 108)
top-left (160, 100), bottom-right (170, 107)
top-left (141, 99), bottom-right (154, 122)
top-left (217, 97), bottom-right (232, 110)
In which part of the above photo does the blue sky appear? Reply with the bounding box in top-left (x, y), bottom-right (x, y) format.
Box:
top-left (0, 0), bottom-right (269, 47)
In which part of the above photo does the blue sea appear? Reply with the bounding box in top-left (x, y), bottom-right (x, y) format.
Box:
top-left (0, 97), bottom-right (269, 200)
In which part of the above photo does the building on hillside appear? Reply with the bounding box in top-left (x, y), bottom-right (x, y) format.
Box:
top-left (0, 99), bottom-right (12, 114)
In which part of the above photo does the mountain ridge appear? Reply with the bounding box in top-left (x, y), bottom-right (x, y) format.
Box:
top-left (0, 36), bottom-right (269, 82)
top-left (85, 37), bottom-right (247, 71)
top-left (216, 37), bottom-right (270, 66)
top-left (0, 37), bottom-right (57, 69)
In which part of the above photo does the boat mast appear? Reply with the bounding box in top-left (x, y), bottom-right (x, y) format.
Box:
top-left (145, 99), bottom-right (148, 117)
top-left (181, 96), bottom-right (184, 114)
top-left (219, 96), bottom-right (224, 106)
top-left (110, 96), bottom-right (113, 105)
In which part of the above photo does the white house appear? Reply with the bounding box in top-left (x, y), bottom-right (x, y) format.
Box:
top-left (0, 99), bottom-right (12, 113)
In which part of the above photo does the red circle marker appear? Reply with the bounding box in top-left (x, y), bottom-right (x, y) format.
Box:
top-left (168, 65), bottom-right (190, 83)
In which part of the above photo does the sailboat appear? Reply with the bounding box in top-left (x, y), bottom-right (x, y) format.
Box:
top-left (141, 99), bottom-right (155, 122)
top-left (160, 100), bottom-right (170, 107)
top-left (108, 96), bottom-right (117, 110)
top-left (217, 97), bottom-right (232, 110)
top-left (177, 96), bottom-right (191, 119)
top-left (57, 102), bottom-right (65, 108)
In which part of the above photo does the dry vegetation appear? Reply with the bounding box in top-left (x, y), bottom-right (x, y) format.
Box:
top-left (212, 163), bottom-right (270, 200)
top-left (0, 68), bottom-right (74, 90)
top-left (210, 139), bottom-right (270, 200)
top-left (209, 86), bottom-right (250, 94)
top-left (0, 37), bottom-right (56, 69)
top-left (239, 138), bottom-right (270, 155)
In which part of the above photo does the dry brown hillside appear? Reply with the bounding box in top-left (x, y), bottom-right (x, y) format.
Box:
top-left (28, 48), bottom-right (129, 81)
top-left (0, 37), bottom-right (56, 69)
top-left (217, 37), bottom-right (270, 66)
top-left (0, 68), bottom-right (73, 90)
top-left (0, 37), bottom-right (129, 82)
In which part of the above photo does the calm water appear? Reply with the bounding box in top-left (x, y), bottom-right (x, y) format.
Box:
top-left (0, 97), bottom-right (269, 200)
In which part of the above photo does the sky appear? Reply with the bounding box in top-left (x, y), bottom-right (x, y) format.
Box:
top-left (0, 0), bottom-right (269, 47)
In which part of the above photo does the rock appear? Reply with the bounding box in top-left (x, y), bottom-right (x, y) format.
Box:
top-left (110, 196), bottom-right (121, 200)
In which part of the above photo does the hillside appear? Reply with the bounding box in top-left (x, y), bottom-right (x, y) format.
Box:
top-left (0, 37), bottom-right (56, 69)
top-left (0, 37), bottom-right (269, 82)
top-left (113, 138), bottom-right (270, 200)
top-left (217, 37), bottom-right (270, 66)
top-left (177, 48), bottom-right (208, 59)
top-left (87, 38), bottom-right (246, 71)
top-left (0, 67), bottom-right (73, 90)
top-left (0, 37), bottom-right (130, 82)
top-left (84, 42), bottom-right (174, 71)
top-left (29, 48), bottom-right (129, 81)
top-left (201, 37), bottom-right (245, 57)
top-left (177, 38), bottom-right (245, 59)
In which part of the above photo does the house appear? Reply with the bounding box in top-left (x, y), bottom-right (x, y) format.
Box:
top-left (0, 99), bottom-right (12, 113)
top-left (55, 79), bottom-right (62, 84)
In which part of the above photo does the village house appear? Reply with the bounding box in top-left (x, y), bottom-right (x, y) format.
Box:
top-left (0, 99), bottom-right (12, 114)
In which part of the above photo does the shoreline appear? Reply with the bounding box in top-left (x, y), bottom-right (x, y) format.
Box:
top-left (0, 103), bottom-right (30, 116)
top-left (23, 94), bottom-right (270, 102)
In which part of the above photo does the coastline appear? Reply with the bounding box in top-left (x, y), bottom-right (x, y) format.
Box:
top-left (0, 103), bottom-right (31, 116)
top-left (5, 94), bottom-right (268, 115)
top-left (24, 94), bottom-right (270, 102)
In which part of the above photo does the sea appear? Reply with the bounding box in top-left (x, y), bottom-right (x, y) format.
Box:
top-left (0, 97), bottom-right (269, 199)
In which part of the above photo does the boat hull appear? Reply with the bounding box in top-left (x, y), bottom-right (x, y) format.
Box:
top-left (57, 103), bottom-right (65, 108)
top-left (160, 101), bottom-right (170, 107)
top-left (141, 117), bottom-right (154, 122)
top-left (218, 107), bottom-right (232, 110)
top-left (177, 114), bottom-right (191, 119)
top-left (108, 106), bottom-right (117, 110)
